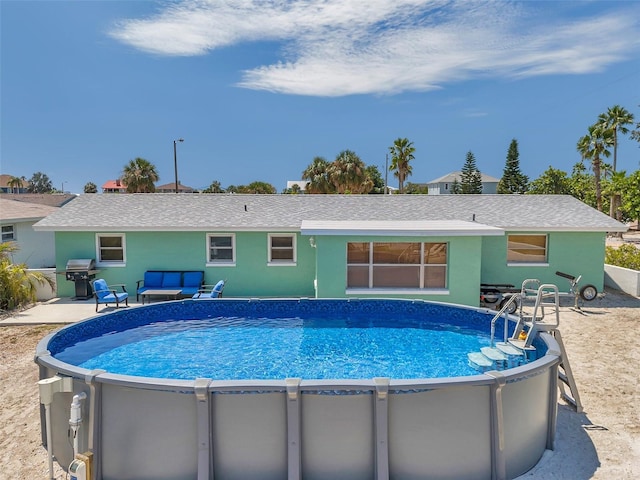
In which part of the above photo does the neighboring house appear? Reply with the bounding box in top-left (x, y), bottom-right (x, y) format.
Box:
top-left (102, 179), bottom-right (128, 193)
top-left (0, 193), bottom-right (77, 207)
top-left (33, 194), bottom-right (626, 307)
top-left (286, 181), bottom-right (307, 192)
top-left (427, 172), bottom-right (500, 195)
top-left (0, 174), bottom-right (28, 193)
top-left (155, 181), bottom-right (197, 193)
top-left (0, 198), bottom-right (59, 268)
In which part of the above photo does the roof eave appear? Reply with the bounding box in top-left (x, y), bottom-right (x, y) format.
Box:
top-left (504, 226), bottom-right (628, 233)
top-left (302, 228), bottom-right (505, 237)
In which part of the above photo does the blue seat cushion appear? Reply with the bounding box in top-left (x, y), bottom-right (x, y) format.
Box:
top-left (93, 279), bottom-right (109, 300)
top-left (144, 271), bottom-right (164, 288)
top-left (183, 272), bottom-right (203, 288)
top-left (212, 280), bottom-right (225, 295)
top-left (162, 272), bottom-right (182, 288)
top-left (102, 292), bottom-right (128, 303)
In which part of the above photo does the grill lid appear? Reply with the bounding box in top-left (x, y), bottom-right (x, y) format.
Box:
top-left (65, 259), bottom-right (96, 271)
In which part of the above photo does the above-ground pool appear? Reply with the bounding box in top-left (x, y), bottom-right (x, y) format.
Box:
top-left (36, 298), bottom-right (561, 480)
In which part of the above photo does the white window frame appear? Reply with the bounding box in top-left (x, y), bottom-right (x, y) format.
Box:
top-left (507, 234), bottom-right (548, 266)
top-left (346, 241), bottom-right (448, 293)
top-left (1, 224), bottom-right (15, 242)
top-left (206, 233), bottom-right (236, 266)
top-left (95, 233), bottom-right (126, 267)
top-left (268, 233), bottom-right (297, 266)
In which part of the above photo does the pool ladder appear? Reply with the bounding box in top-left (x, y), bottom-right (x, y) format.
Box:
top-left (468, 280), bottom-right (583, 412)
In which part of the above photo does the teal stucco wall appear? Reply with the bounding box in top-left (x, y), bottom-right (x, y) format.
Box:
top-left (54, 230), bottom-right (606, 305)
top-left (313, 235), bottom-right (483, 306)
top-left (480, 231), bottom-right (606, 293)
top-left (54, 231), bottom-right (317, 298)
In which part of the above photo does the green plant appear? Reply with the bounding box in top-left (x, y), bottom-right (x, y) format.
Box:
top-left (0, 242), bottom-right (54, 311)
top-left (605, 244), bottom-right (640, 271)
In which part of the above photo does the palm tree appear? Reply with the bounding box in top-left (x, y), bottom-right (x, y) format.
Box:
top-left (603, 171), bottom-right (628, 222)
top-left (27, 172), bottom-right (53, 193)
top-left (202, 180), bottom-right (225, 193)
top-left (328, 150), bottom-right (372, 194)
top-left (597, 105), bottom-right (634, 172)
top-left (302, 156), bottom-right (333, 194)
top-left (122, 158), bottom-right (159, 193)
top-left (388, 138), bottom-right (415, 194)
top-left (577, 125), bottom-right (613, 212)
top-left (7, 176), bottom-right (24, 193)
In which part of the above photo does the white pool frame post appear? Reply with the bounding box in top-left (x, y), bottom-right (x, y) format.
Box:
top-left (286, 378), bottom-right (302, 480)
top-left (195, 378), bottom-right (212, 480)
top-left (486, 371), bottom-right (507, 480)
top-left (85, 370), bottom-right (105, 480)
top-left (374, 377), bottom-right (390, 480)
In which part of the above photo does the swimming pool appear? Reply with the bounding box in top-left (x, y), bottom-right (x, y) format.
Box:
top-left (36, 298), bottom-right (561, 480)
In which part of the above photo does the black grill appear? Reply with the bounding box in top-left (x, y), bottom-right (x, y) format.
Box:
top-left (65, 259), bottom-right (98, 299)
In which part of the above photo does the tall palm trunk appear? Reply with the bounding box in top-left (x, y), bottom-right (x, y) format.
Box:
top-left (593, 156), bottom-right (602, 212)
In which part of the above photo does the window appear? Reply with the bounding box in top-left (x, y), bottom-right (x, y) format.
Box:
top-left (207, 234), bottom-right (235, 265)
top-left (507, 234), bottom-right (547, 264)
top-left (1, 225), bottom-right (15, 242)
top-left (347, 242), bottom-right (447, 289)
top-left (268, 234), bottom-right (296, 265)
top-left (96, 234), bottom-right (125, 266)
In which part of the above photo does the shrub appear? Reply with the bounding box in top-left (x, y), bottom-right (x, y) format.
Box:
top-left (0, 242), bottom-right (54, 312)
top-left (605, 244), bottom-right (640, 271)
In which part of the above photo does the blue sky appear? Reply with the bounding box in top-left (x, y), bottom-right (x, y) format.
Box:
top-left (2, 0), bottom-right (639, 194)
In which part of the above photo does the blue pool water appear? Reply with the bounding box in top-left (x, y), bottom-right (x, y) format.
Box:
top-left (54, 311), bottom-right (497, 380)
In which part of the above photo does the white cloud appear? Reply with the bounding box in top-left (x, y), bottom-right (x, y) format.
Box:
top-left (110, 0), bottom-right (640, 96)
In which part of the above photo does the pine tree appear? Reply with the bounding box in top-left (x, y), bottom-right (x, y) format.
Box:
top-left (460, 151), bottom-right (483, 194)
top-left (497, 139), bottom-right (529, 194)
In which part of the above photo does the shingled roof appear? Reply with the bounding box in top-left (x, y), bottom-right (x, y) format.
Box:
top-left (33, 193), bottom-right (627, 233)
top-left (1, 198), bottom-right (59, 222)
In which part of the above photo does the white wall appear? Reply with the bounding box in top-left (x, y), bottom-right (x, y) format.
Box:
top-left (28, 268), bottom-right (57, 301)
top-left (7, 220), bottom-right (56, 268)
top-left (604, 264), bottom-right (640, 297)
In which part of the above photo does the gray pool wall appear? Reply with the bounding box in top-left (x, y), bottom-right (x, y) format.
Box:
top-left (35, 298), bottom-right (560, 480)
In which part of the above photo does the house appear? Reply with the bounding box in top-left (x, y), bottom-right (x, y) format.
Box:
top-left (0, 193), bottom-right (77, 208)
top-left (427, 172), bottom-right (500, 195)
top-left (0, 174), bottom-right (29, 193)
top-left (1, 198), bottom-right (59, 268)
top-left (102, 179), bottom-right (128, 193)
top-left (33, 194), bottom-right (626, 306)
top-left (155, 181), bottom-right (197, 193)
top-left (1, 193), bottom-right (76, 268)
top-left (286, 181), bottom-right (307, 192)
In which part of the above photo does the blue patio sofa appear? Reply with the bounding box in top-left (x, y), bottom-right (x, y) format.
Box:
top-left (136, 270), bottom-right (204, 301)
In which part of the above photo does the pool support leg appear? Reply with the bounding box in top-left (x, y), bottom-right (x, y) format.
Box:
top-left (286, 378), bottom-right (302, 480)
top-left (194, 379), bottom-right (212, 480)
top-left (486, 371), bottom-right (507, 480)
top-left (374, 377), bottom-right (390, 480)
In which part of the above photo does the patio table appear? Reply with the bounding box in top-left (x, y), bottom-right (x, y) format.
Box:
top-left (140, 289), bottom-right (182, 304)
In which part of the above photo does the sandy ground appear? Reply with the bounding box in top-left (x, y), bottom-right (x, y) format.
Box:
top-left (0, 289), bottom-right (639, 479)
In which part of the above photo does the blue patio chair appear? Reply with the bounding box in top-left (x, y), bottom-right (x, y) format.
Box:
top-left (92, 278), bottom-right (129, 312)
top-left (192, 280), bottom-right (225, 299)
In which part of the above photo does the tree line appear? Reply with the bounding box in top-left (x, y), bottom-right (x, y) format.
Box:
top-left (6, 104), bottom-right (638, 223)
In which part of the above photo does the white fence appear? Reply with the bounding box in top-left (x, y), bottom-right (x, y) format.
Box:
top-left (604, 264), bottom-right (640, 297)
